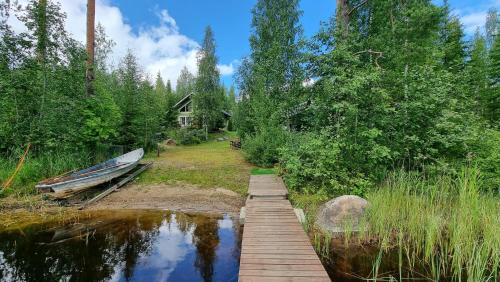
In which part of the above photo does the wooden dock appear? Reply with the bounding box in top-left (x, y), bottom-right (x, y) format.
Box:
top-left (239, 175), bottom-right (330, 282)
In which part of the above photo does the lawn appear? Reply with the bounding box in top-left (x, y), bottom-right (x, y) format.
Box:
top-left (139, 138), bottom-right (254, 195)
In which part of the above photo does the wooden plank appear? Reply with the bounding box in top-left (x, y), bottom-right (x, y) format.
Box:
top-left (240, 264), bottom-right (325, 271)
top-left (241, 258), bottom-right (321, 265)
top-left (240, 276), bottom-right (331, 282)
top-left (78, 162), bottom-right (152, 210)
top-left (240, 176), bottom-right (330, 281)
top-left (240, 270), bottom-right (329, 277)
top-left (241, 254), bottom-right (319, 260)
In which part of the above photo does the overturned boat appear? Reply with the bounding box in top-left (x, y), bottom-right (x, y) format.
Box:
top-left (36, 148), bottom-right (144, 198)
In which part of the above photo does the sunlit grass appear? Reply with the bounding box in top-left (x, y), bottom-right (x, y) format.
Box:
top-left (139, 139), bottom-right (253, 195)
top-left (250, 167), bottom-right (277, 175)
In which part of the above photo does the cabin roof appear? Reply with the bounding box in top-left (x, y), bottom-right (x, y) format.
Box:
top-left (173, 93), bottom-right (192, 109)
top-left (173, 93), bottom-right (232, 118)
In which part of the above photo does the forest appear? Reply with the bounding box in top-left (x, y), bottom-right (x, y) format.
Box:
top-left (0, 0), bottom-right (499, 280)
top-left (234, 0), bottom-right (499, 195)
top-left (0, 1), bottom-right (237, 194)
top-left (230, 1), bottom-right (499, 279)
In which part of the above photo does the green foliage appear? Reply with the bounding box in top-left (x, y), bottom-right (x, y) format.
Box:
top-left (193, 26), bottom-right (225, 134)
top-left (250, 167), bottom-right (276, 175)
top-left (280, 131), bottom-right (371, 196)
top-left (242, 125), bottom-right (287, 167)
top-left (236, 0), bottom-right (500, 196)
top-left (174, 128), bottom-right (206, 145)
top-left (0, 151), bottom-right (91, 196)
top-left (0, 3), bottom-right (175, 193)
top-left (362, 167), bottom-right (499, 281)
top-left (176, 66), bottom-right (195, 99)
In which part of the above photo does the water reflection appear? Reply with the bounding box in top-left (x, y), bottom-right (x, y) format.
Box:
top-left (0, 210), bottom-right (241, 282)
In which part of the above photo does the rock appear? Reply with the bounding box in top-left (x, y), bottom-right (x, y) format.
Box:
top-left (239, 207), bottom-right (246, 225)
top-left (216, 137), bottom-right (225, 142)
top-left (294, 208), bottom-right (306, 224)
top-left (316, 195), bottom-right (368, 233)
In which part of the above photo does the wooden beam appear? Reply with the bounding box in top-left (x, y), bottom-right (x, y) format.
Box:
top-left (86, 0), bottom-right (95, 96)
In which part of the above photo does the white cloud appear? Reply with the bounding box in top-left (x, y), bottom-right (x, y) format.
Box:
top-left (6, 0), bottom-right (234, 87)
top-left (217, 60), bottom-right (237, 76)
top-left (457, 0), bottom-right (500, 36)
top-left (461, 11), bottom-right (487, 35)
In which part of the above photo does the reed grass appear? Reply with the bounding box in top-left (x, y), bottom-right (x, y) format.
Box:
top-left (1, 152), bottom-right (90, 196)
top-left (363, 167), bottom-right (499, 281)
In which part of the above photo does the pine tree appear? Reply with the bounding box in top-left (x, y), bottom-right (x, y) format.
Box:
top-left (468, 30), bottom-right (489, 117)
top-left (487, 31), bottom-right (500, 125)
top-left (228, 85), bottom-right (237, 113)
top-left (440, 2), bottom-right (466, 73)
top-left (193, 26), bottom-right (223, 137)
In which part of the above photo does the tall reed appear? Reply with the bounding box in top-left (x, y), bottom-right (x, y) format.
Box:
top-left (363, 167), bottom-right (499, 281)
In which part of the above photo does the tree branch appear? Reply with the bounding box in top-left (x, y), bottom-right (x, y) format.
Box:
top-left (347, 0), bottom-right (368, 16)
top-left (355, 49), bottom-right (383, 68)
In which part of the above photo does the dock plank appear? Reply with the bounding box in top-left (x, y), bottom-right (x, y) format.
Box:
top-left (239, 175), bottom-right (330, 281)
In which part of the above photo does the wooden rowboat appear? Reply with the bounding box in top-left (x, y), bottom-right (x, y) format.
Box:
top-left (36, 148), bottom-right (144, 198)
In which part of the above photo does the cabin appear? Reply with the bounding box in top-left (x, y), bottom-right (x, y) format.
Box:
top-left (173, 94), bottom-right (232, 128)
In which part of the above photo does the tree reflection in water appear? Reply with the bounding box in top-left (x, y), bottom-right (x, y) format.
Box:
top-left (0, 210), bottom-right (241, 281)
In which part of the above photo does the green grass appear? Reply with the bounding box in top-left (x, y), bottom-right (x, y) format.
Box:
top-left (359, 167), bottom-right (500, 281)
top-left (250, 167), bottom-right (277, 175)
top-left (140, 139), bottom-right (253, 195)
top-left (0, 152), bottom-right (91, 197)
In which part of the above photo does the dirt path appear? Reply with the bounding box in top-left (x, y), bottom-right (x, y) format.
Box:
top-left (89, 182), bottom-right (245, 213)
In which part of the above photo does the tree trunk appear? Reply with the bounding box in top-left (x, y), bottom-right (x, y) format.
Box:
top-left (86, 0), bottom-right (95, 96)
top-left (336, 0), bottom-right (348, 36)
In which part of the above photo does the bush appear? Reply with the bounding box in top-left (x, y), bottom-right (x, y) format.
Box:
top-left (279, 131), bottom-right (372, 196)
top-left (469, 129), bottom-right (500, 192)
top-left (175, 128), bottom-right (206, 145)
top-left (242, 125), bottom-right (287, 167)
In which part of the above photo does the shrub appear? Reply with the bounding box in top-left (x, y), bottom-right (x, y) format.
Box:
top-left (279, 131), bottom-right (372, 196)
top-left (242, 125), bottom-right (287, 167)
top-left (175, 128), bottom-right (206, 145)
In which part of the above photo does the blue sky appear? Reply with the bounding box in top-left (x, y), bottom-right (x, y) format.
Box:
top-left (107, 0), bottom-right (499, 87)
top-left (10, 0), bottom-right (497, 88)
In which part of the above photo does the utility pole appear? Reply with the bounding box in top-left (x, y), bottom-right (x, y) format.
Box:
top-left (86, 0), bottom-right (95, 96)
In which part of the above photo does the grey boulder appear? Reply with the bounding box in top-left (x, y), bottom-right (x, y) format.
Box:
top-left (316, 195), bottom-right (368, 233)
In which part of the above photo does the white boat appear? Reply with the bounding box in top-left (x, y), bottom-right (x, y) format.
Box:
top-left (36, 148), bottom-right (144, 198)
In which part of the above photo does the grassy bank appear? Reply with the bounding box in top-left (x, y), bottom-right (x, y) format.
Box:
top-left (1, 152), bottom-right (91, 198)
top-left (360, 168), bottom-right (499, 281)
top-left (138, 137), bottom-right (253, 195)
top-left (305, 167), bottom-right (499, 281)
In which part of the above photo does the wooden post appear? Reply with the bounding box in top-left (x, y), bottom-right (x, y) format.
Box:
top-left (86, 0), bottom-right (95, 96)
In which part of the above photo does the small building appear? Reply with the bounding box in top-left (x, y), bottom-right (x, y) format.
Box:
top-left (173, 94), bottom-right (193, 127)
top-left (173, 93), bottom-right (232, 128)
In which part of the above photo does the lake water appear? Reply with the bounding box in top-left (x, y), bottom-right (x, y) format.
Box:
top-left (0, 210), bottom-right (242, 282)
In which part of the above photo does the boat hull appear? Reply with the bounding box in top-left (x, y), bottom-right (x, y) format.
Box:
top-left (36, 149), bottom-right (144, 197)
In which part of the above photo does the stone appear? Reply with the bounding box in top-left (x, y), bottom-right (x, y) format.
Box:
top-left (239, 207), bottom-right (246, 225)
top-left (217, 137), bottom-right (225, 142)
top-left (294, 208), bottom-right (306, 224)
top-left (315, 195), bottom-right (368, 233)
